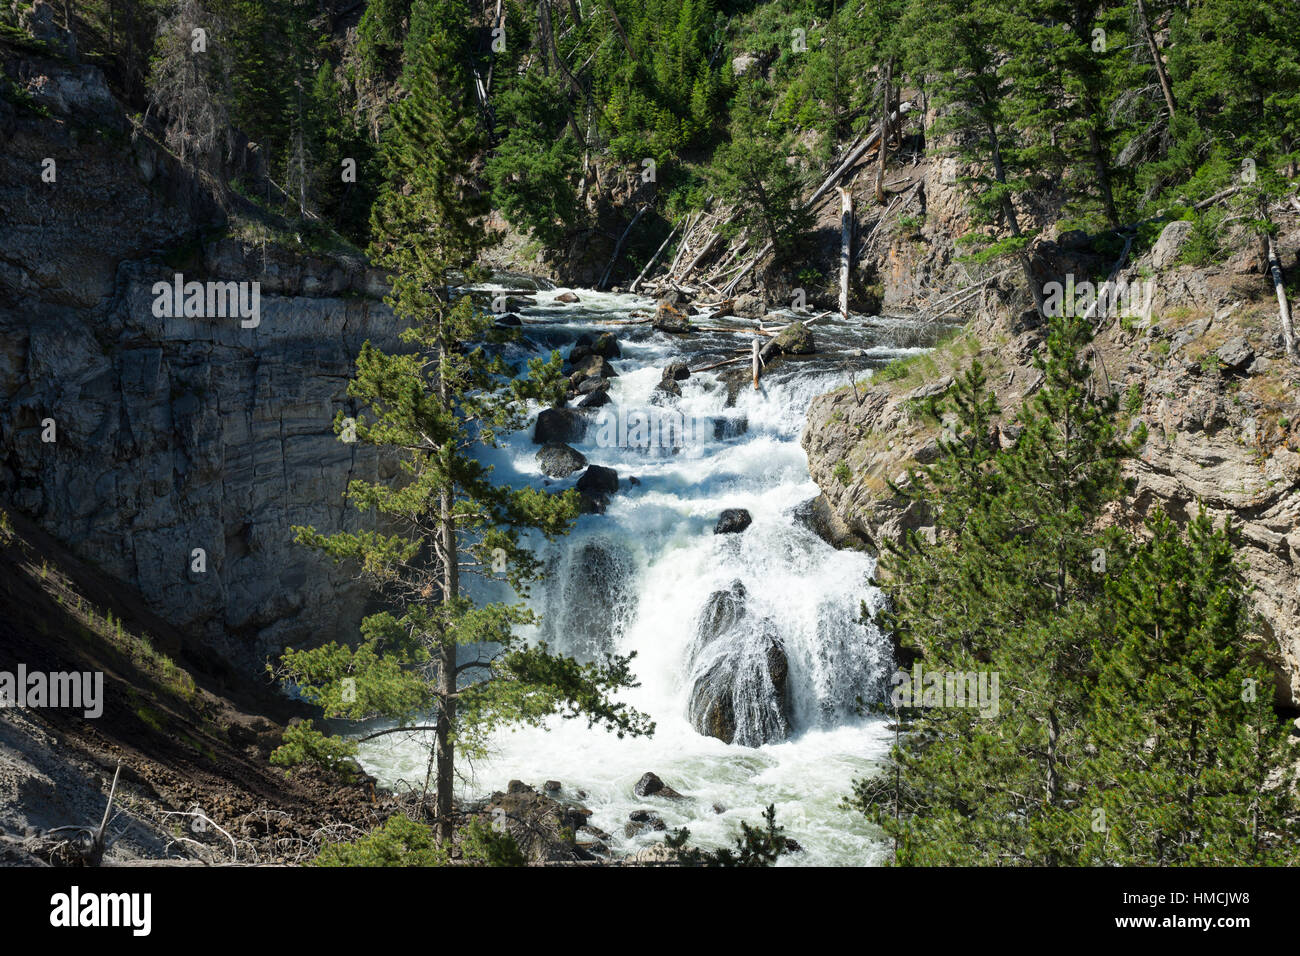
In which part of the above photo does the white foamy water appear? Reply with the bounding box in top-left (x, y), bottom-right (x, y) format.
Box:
top-left (358, 286), bottom-right (939, 866)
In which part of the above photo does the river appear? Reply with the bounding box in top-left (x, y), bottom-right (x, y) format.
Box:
top-left (358, 285), bottom-right (948, 866)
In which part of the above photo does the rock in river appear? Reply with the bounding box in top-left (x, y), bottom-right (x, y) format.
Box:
top-left (714, 508), bottom-right (752, 534)
top-left (536, 443), bottom-right (587, 478)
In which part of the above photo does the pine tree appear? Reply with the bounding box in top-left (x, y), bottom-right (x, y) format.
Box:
top-left (1001, 0), bottom-right (1129, 229)
top-left (903, 0), bottom-right (1046, 314)
top-left (272, 0), bottom-right (653, 843)
top-left (710, 79), bottom-right (815, 264)
top-left (851, 316), bottom-right (1139, 863)
top-left (1082, 508), bottom-right (1300, 865)
top-left (485, 71), bottom-right (583, 246)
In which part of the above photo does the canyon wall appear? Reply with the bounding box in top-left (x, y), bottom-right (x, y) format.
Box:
top-left (0, 48), bottom-right (398, 682)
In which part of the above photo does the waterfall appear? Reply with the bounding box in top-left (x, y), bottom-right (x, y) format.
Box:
top-left (358, 286), bottom-right (932, 866)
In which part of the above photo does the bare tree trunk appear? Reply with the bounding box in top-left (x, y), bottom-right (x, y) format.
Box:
top-left (1087, 121), bottom-right (1120, 228)
top-left (1046, 708), bottom-right (1060, 806)
top-left (751, 337), bottom-right (761, 389)
top-left (984, 114), bottom-right (1047, 319)
top-left (537, 0), bottom-right (550, 76)
top-left (631, 220), bottom-right (679, 292)
top-left (874, 58), bottom-right (893, 204)
top-left (484, 0), bottom-right (504, 98)
top-left (608, 4), bottom-right (635, 59)
top-left (1135, 0), bottom-right (1176, 118)
top-left (599, 203), bottom-right (649, 288)
top-left (1267, 232), bottom-right (1297, 361)
top-left (838, 186), bottom-right (852, 319)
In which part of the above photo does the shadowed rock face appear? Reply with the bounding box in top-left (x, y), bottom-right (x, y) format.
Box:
top-left (0, 54), bottom-right (403, 677)
top-left (2, 253), bottom-right (403, 678)
top-left (687, 581), bottom-right (791, 745)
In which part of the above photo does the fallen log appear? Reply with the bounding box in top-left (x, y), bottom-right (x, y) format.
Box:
top-left (807, 101), bottom-right (914, 209)
top-left (631, 221), bottom-right (680, 293)
top-left (918, 267), bottom-right (1015, 318)
top-left (1083, 234), bottom-right (1135, 326)
top-left (690, 355), bottom-right (749, 373)
top-left (664, 211), bottom-right (708, 278)
top-left (599, 202), bottom-right (650, 289)
top-left (693, 325), bottom-right (778, 336)
top-left (713, 104), bottom-right (917, 298)
top-left (679, 231), bottom-right (724, 283)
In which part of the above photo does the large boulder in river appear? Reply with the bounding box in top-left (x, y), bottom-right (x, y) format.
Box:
top-left (568, 332), bottom-right (597, 363)
top-left (576, 464), bottom-right (619, 495)
top-left (653, 301), bottom-right (693, 333)
top-left (699, 580), bottom-right (748, 636)
top-left (663, 361), bottom-right (690, 382)
top-left (573, 375), bottom-right (608, 396)
top-left (554, 291), bottom-right (581, 303)
top-left (593, 332), bottom-right (621, 358)
top-left (732, 292), bottom-right (766, 318)
top-left (534, 407), bottom-right (588, 444)
top-left (714, 508), bottom-right (752, 534)
top-left (569, 353), bottom-right (619, 379)
top-left (633, 772), bottom-right (684, 799)
top-left (772, 320), bottom-right (816, 355)
top-left (576, 464), bottom-right (619, 513)
top-left (651, 378), bottom-right (682, 404)
top-left (687, 581), bottom-right (791, 746)
top-left (578, 388), bottom-right (611, 409)
top-left (537, 443), bottom-right (587, 478)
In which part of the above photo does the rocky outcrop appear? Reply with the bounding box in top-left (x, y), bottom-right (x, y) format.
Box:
top-left (802, 218), bottom-right (1300, 707)
top-left (476, 781), bottom-right (597, 862)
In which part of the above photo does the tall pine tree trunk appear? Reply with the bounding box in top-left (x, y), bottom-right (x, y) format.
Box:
top-left (987, 118), bottom-right (1046, 318)
top-left (435, 341), bottom-right (460, 845)
top-left (1046, 708), bottom-right (1060, 806)
top-left (1135, 0), bottom-right (1176, 118)
top-left (874, 58), bottom-right (893, 204)
top-left (1087, 122), bottom-right (1119, 228)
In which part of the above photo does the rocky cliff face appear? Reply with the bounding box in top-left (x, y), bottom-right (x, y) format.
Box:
top-left (0, 47), bottom-right (399, 681)
top-left (802, 217), bottom-right (1300, 708)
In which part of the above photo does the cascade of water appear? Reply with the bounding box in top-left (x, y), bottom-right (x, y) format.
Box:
top-left (359, 286), bottom-right (939, 865)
